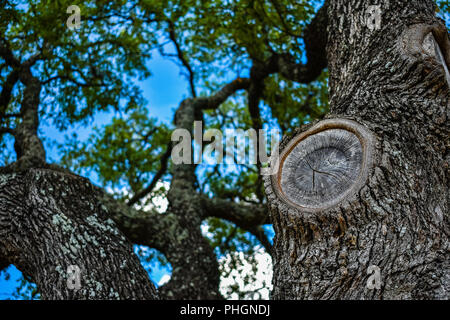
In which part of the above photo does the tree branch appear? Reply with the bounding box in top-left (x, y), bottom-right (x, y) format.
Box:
top-left (194, 78), bottom-right (251, 110)
top-left (248, 225), bottom-right (272, 253)
top-left (0, 37), bottom-right (20, 68)
top-left (166, 19), bottom-right (197, 98)
top-left (41, 74), bottom-right (105, 87)
top-left (97, 187), bottom-right (173, 253)
top-left (267, 0), bottom-right (302, 38)
top-left (14, 68), bottom-right (46, 163)
top-left (0, 127), bottom-right (15, 137)
top-left (0, 69), bottom-right (19, 115)
top-left (201, 196), bottom-right (272, 252)
top-left (127, 144), bottom-right (172, 206)
top-left (247, 59), bottom-right (279, 202)
top-left (274, 1), bottom-right (328, 83)
top-left (201, 196), bottom-right (270, 231)
top-left (0, 169), bottom-right (158, 299)
top-left (22, 52), bottom-right (42, 68)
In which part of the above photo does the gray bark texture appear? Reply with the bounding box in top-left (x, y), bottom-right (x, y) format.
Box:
top-left (266, 0), bottom-right (449, 299)
top-left (0, 168), bottom-right (158, 299)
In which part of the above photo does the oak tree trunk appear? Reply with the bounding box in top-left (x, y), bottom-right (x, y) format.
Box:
top-left (266, 0), bottom-right (449, 299)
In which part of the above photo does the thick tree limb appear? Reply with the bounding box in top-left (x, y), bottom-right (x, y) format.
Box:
top-left (0, 69), bottom-right (19, 115)
top-left (13, 68), bottom-right (45, 163)
top-left (0, 127), bottom-right (14, 136)
top-left (248, 225), bottom-right (272, 253)
top-left (0, 37), bottom-right (20, 67)
top-left (243, 2), bottom-right (328, 87)
top-left (194, 78), bottom-right (251, 110)
top-left (0, 37), bottom-right (46, 165)
top-left (201, 196), bottom-right (270, 229)
top-left (98, 187), bottom-right (173, 253)
top-left (201, 197), bottom-right (272, 253)
top-left (166, 96), bottom-right (222, 299)
top-left (274, 1), bottom-right (328, 83)
top-left (156, 76), bottom-right (257, 299)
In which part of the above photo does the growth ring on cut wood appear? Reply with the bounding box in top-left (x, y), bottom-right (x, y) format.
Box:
top-left (273, 119), bottom-right (374, 212)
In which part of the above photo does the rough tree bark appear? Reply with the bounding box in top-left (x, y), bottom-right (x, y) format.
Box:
top-left (0, 46), bottom-right (159, 299)
top-left (0, 169), bottom-right (158, 299)
top-left (266, 0), bottom-right (449, 299)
